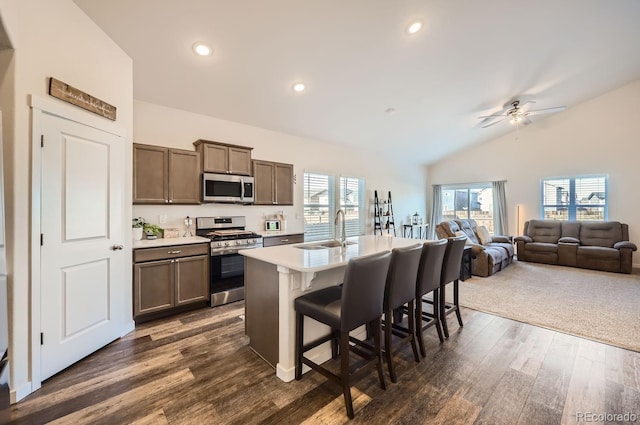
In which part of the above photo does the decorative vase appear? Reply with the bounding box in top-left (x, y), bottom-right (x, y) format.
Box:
top-left (133, 227), bottom-right (143, 241)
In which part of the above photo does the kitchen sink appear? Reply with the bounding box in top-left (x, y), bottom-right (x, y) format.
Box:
top-left (294, 240), bottom-right (357, 250)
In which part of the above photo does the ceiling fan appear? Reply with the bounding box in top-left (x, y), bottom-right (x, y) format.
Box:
top-left (478, 100), bottom-right (566, 128)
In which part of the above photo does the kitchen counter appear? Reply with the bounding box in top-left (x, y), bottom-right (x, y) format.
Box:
top-left (256, 230), bottom-right (304, 238)
top-left (241, 235), bottom-right (420, 272)
top-left (240, 235), bottom-right (424, 382)
top-left (132, 236), bottom-right (210, 249)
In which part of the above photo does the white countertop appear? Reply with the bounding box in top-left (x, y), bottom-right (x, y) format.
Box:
top-left (240, 235), bottom-right (424, 273)
top-left (259, 230), bottom-right (304, 238)
top-left (133, 236), bottom-right (210, 249)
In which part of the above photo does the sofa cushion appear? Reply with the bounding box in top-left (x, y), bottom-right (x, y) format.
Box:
top-left (561, 222), bottom-right (581, 239)
top-left (526, 242), bottom-right (558, 253)
top-left (455, 220), bottom-right (480, 244)
top-left (580, 221), bottom-right (622, 248)
top-left (476, 226), bottom-right (492, 245)
top-left (577, 245), bottom-right (619, 260)
top-left (487, 241), bottom-right (515, 258)
top-left (527, 220), bottom-right (562, 243)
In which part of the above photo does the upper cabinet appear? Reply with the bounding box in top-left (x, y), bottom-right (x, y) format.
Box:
top-left (193, 139), bottom-right (252, 176)
top-left (133, 143), bottom-right (201, 204)
top-left (253, 160), bottom-right (294, 205)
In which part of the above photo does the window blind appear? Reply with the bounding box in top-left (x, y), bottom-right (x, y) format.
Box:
top-left (541, 175), bottom-right (607, 221)
top-left (303, 173), bottom-right (334, 241)
top-left (339, 176), bottom-right (364, 237)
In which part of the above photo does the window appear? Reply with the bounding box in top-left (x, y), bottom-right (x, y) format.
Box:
top-left (441, 184), bottom-right (494, 232)
top-left (339, 176), bottom-right (364, 237)
top-left (303, 173), bottom-right (364, 241)
top-left (541, 175), bottom-right (608, 221)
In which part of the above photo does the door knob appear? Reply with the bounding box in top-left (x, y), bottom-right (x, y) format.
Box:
top-left (111, 244), bottom-right (124, 251)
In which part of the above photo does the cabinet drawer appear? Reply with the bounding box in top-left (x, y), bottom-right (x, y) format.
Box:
top-left (262, 233), bottom-right (304, 247)
top-left (134, 243), bottom-right (209, 262)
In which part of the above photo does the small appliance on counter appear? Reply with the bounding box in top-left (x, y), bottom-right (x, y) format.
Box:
top-left (265, 219), bottom-right (281, 231)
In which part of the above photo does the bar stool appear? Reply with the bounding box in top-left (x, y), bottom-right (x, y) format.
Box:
top-left (294, 251), bottom-right (392, 419)
top-left (416, 239), bottom-right (448, 357)
top-left (440, 236), bottom-right (467, 338)
top-left (382, 244), bottom-right (423, 383)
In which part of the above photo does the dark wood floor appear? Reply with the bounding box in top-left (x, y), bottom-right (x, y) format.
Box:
top-left (7, 302), bottom-right (640, 425)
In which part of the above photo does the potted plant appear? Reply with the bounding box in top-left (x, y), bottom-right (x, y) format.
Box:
top-left (132, 217), bottom-right (145, 241)
top-left (143, 223), bottom-right (163, 240)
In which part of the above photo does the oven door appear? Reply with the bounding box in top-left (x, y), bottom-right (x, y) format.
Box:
top-left (209, 252), bottom-right (245, 306)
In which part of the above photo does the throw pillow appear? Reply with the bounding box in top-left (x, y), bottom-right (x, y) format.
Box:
top-left (476, 225), bottom-right (492, 245)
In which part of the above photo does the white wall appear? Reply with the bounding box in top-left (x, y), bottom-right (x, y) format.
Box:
top-left (0, 0), bottom-right (133, 401)
top-left (133, 100), bottom-right (428, 236)
top-left (428, 79), bottom-right (640, 266)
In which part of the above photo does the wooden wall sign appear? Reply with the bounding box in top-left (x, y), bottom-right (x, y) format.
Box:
top-left (48, 77), bottom-right (117, 121)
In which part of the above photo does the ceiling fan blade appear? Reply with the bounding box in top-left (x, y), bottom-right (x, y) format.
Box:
top-left (478, 114), bottom-right (508, 119)
top-left (525, 106), bottom-right (566, 116)
top-left (481, 117), bottom-right (508, 128)
top-left (522, 116), bottom-right (533, 125)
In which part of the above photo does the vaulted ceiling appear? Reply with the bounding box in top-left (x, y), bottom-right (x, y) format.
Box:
top-left (74, 0), bottom-right (640, 164)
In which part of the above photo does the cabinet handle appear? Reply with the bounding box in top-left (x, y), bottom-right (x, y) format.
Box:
top-left (169, 199), bottom-right (173, 203)
top-left (281, 239), bottom-right (289, 243)
top-left (165, 200), bottom-right (169, 204)
top-left (168, 250), bottom-right (181, 254)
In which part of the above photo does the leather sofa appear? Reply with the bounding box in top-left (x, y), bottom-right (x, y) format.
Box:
top-left (436, 219), bottom-right (514, 277)
top-left (515, 220), bottom-right (637, 273)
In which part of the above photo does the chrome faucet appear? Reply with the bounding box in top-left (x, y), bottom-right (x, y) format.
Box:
top-left (335, 209), bottom-right (347, 247)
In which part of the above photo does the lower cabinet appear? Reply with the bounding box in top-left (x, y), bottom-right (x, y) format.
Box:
top-left (133, 243), bottom-right (209, 320)
top-left (262, 233), bottom-right (304, 247)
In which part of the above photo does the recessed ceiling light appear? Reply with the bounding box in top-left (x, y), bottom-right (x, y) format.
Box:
top-left (406, 19), bottom-right (423, 35)
top-left (292, 82), bottom-right (306, 93)
top-left (192, 42), bottom-right (212, 56)
top-left (385, 107), bottom-right (397, 116)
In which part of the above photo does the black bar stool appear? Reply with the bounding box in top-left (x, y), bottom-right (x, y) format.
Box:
top-left (294, 251), bottom-right (392, 419)
top-left (440, 236), bottom-right (467, 338)
top-left (416, 239), bottom-right (448, 357)
top-left (382, 244), bottom-right (423, 383)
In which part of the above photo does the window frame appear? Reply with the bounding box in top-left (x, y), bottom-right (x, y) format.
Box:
top-left (540, 174), bottom-right (608, 221)
top-left (440, 182), bottom-right (494, 233)
top-left (303, 172), bottom-right (365, 241)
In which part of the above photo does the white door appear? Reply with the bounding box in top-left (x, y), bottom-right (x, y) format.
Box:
top-left (40, 111), bottom-right (126, 380)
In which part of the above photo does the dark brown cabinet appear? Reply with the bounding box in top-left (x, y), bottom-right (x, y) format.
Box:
top-left (252, 160), bottom-right (294, 205)
top-left (262, 233), bottom-right (304, 247)
top-left (133, 143), bottom-right (201, 204)
top-left (193, 139), bottom-right (252, 176)
top-left (133, 243), bottom-right (209, 320)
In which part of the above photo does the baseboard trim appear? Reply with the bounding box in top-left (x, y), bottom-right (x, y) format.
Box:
top-left (11, 381), bottom-right (33, 403)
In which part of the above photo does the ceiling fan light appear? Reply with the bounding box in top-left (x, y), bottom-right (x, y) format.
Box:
top-left (406, 19), bottom-right (423, 35)
top-left (192, 42), bottom-right (212, 56)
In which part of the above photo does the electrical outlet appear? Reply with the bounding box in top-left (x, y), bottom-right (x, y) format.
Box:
top-left (159, 214), bottom-right (167, 224)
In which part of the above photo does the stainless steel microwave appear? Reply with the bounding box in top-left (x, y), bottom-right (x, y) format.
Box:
top-left (202, 173), bottom-right (255, 204)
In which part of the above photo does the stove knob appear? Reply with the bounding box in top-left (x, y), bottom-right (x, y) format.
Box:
top-left (237, 240), bottom-right (244, 245)
top-left (224, 241), bottom-right (230, 247)
top-left (218, 242), bottom-right (224, 248)
top-left (251, 239), bottom-right (258, 244)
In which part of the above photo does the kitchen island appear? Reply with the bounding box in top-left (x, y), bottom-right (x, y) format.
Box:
top-left (240, 235), bottom-right (423, 382)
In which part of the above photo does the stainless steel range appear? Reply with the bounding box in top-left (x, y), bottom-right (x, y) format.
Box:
top-left (196, 216), bottom-right (263, 307)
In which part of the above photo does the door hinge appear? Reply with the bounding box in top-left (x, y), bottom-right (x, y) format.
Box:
top-left (40, 234), bottom-right (44, 246)
top-left (41, 134), bottom-right (44, 148)
top-left (41, 333), bottom-right (44, 345)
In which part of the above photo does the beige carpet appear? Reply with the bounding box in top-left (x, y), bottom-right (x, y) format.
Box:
top-left (448, 260), bottom-right (640, 352)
